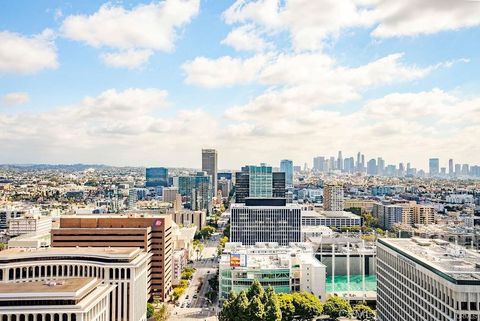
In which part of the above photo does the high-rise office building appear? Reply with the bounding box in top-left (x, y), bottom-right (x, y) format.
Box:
top-left (377, 238), bottom-right (480, 321)
top-left (202, 149), bottom-right (218, 194)
top-left (51, 214), bottom-right (173, 301)
top-left (280, 159), bottom-right (294, 188)
top-left (178, 172), bottom-right (212, 213)
top-left (367, 159), bottom-right (377, 175)
top-left (323, 184), bottom-right (344, 211)
top-left (313, 156), bottom-right (325, 172)
top-left (429, 158), bottom-right (440, 177)
top-left (449, 159), bottom-right (454, 177)
top-left (145, 167), bottom-right (168, 187)
top-left (230, 198), bottom-right (301, 245)
top-left (337, 151), bottom-right (343, 171)
top-left (234, 165), bottom-right (285, 203)
top-left (377, 157), bottom-right (385, 175)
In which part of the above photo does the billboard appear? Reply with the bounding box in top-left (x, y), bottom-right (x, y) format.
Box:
top-left (230, 253), bottom-right (247, 267)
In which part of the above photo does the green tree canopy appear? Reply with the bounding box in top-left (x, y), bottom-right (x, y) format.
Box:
top-left (353, 304), bottom-right (375, 320)
top-left (323, 296), bottom-right (352, 319)
top-left (291, 292), bottom-right (323, 320)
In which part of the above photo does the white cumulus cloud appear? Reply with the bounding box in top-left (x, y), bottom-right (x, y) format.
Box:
top-left (61, 0), bottom-right (200, 68)
top-left (0, 29), bottom-right (58, 74)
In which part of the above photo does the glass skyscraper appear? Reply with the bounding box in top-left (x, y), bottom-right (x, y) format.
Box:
top-left (145, 167), bottom-right (168, 187)
top-left (280, 159), bottom-right (293, 188)
top-left (235, 164), bottom-right (286, 203)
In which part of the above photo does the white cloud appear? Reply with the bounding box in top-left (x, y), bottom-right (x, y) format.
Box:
top-left (371, 0), bottom-right (480, 38)
top-left (0, 29), bottom-right (58, 74)
top-left (1, 92), bottom-right (30, 107)
top-left (223, 0), bottom-right (374, 50)
top-left (0, 88), bottom-right (221, 166)
top-left (222, 52), bottom-right (433, 119)
top-left (100, 49), bottom-right (153, 69)
top-left (361, 88), bottom-right (459, 119)
top-left (223, 0), bottom-right (480, 51)
top-left (221, 24), bottom-right (272, 52)
top-left (182, 55), bottom-right (269, 88)
top-left (61, 0), bottom-right (200, 67)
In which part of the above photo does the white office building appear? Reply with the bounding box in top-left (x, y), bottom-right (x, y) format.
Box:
top-left (219, 242), bottom-right (326, 303)
top-left (8, 214), bottom-right (52, 236)
top-left (0, 278), bottom-right (114, 321)
top-left (302, 210), bottom-right (362, 228)
top-left (230, 199), bottom-right (302, 246)
top-left (377, 237), bottom-right (480, 321)
top-left (0, 247), bottom-right (151, 321)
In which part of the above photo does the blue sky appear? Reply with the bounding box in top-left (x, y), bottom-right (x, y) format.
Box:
top-left (1, 0), bottom-right (480, 170)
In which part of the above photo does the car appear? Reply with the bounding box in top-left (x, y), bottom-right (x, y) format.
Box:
top-left (193, 294), bottom-right (198, 299)
top-left (185, 295), bottom-right (189, 299)
top-left (207, 270), bottom-right (210, 273)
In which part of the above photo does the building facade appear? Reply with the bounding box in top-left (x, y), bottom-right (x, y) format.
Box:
top-left (280, 159), bottom-right (294, 188)
top-left (323, 185), bottom-right (344, 211)
top-left (230, 200), bottom-right (301, 246)
top-left (0, 247), bottom-right (150, 321)
top-left (377, 238), bottom-right (480, 321)
top-left (145, 167), bottom-right (168, 188)
top-left (219, 242), bottom-right (326, 303)
top-left (51, 214), bottom-right (173, 301)
top-left (234, 165), bottom-right (286, 203)
top-left (202, 149), bottom-right (218, 194)
top-left (0, 278), bottom-right (115, 321)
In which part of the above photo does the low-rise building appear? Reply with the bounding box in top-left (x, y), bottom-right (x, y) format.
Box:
top-left (171, 210), bottom-right (206, 231)
top-left (302, 210), bottom-right (362, 228)
top-left (8, 214), bottom-right (52, 236)
top-left (219, 242), bottom-right (326, 303)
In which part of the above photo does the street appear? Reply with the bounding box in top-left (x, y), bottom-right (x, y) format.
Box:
top-left (170, 235), bottom-right (221, 321)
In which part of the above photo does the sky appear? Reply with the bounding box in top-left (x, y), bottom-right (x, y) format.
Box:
top-left (1, 0), bottom-right (480, 170)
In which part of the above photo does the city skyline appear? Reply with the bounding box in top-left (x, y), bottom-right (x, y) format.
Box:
top-left (1, 1), bottom-right (480, 168)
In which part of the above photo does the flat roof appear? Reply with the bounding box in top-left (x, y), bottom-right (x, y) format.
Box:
top-left (0, 278), bottom-right (92, 294)
top-left (302, 210), bottom-right (361, 219)
top-left (379, 238), bottom-right (480, 284)
top-left (0, 247), bottom-right (148, 263)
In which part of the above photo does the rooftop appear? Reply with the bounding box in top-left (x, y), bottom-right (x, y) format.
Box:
top-left (0, 278), bottom-right (91, 294)
top-left (302, 210), bottom-right (361, 219)
top-left (379, 238), bottom-right (480, 283)
top-left (0, 246), bottom-right (146, 263)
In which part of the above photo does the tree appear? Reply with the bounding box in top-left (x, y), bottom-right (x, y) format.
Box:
top-left (291, 292), bottom-right (323, 320)
top-left (323, 296), bottom-right (352, 319)
top-left (247, 280), bottom-right (265, 301)
top-left (264, 287), bottom-right (282, 321)
top-left (353, 304), bottom-right (375, 320)
top-left (248, 296), bottom-right (266, 321)
top-left (146, 303), bottom-right (154, 319)
top-left (277, 294), bottom-right (295, 321)
top-left (153, 304), bottom-right (170, 321)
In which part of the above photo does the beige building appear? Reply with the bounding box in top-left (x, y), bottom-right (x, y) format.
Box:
top-left (0, 247), bottom-right (150, 321)
top-left (344, 199), bottom-right (375, 213)
top-left (323, 184), bottom-right (344, 211)
top-left (171, 210), bottom-right (206, 231)
top-left (8, 214), bottom-right (52, 236)
top-left (0, 278), bottom-right (114, 321)
top-left (51, 214), bottom-right (173, 301)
